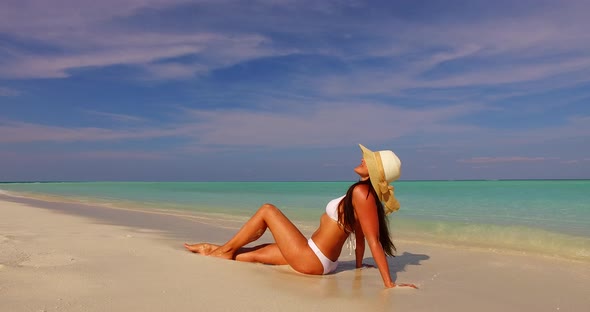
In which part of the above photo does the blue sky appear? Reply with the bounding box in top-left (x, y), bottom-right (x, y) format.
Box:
top-left (1, 0), bottom-right (589, 181)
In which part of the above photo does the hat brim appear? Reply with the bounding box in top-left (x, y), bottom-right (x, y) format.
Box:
top-left (359, 144), bottom-right (382, 202)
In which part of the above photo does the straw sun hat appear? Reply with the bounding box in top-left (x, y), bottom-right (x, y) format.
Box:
top-left (359, 144), bottom-right (401, 215)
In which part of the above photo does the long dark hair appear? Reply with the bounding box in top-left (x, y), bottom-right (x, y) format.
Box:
top-left (339, 179), bottom-right (396, 256)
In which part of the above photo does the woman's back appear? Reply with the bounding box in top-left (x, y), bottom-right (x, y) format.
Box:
top-left (310, 213), bottom-right (349, 261)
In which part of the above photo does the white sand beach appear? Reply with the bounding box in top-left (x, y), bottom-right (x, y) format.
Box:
top-left (1, 195), bottom-right (589, 312)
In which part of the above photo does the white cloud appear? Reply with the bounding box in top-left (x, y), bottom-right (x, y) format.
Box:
top-left (2, 45), bottom-right (197, 79)
top-left (0, 101), bottom-right (587, 162)
top-left (83, 110), bottom-right (148, 123)
top-left (498, 115), bottom-right (590, 145)
top-left (0, 150), bottom-right (168, 161)
top-left (0, 1), bottom-right (294, 80)
top-left (0, 120), bottom-right (187, 143)
top-left (0, 102), bottom-right (485, 146)
top-left (560, 160), bottom-right (579, 164)
top-left (0, 0), bottom-right (193, 34)
top-left (309, 1), bottom-right (590, 97)
top-left (141, 63), bottom-right (206, 80)
top-left (424, 57), bottom-right (590, 88)
top-left (73, 151), bottom-right (170, 160)
top-left (0, 31), bottom-right (286, 79)
top-left (0, 87), bottom-right (20, 96)
top-left (2, 0), bottom-right (589, 88)
top-left (316, 45), bottom-right (590, 98)
top-left (183, 102), bottom-right (485, 147)
top-left (459, 157), bottom-right (549, 164)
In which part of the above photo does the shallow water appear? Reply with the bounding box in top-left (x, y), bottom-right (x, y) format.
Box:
top-left (2, 180), bottom-right (589, 261)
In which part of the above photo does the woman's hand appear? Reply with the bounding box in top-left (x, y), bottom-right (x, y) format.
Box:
top-left (385, 281), bottom-right (418, 289)
top-left (357, 263), bottom-right (376, 269)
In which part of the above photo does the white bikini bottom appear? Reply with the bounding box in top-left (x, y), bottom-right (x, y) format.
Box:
top-left (307, 238), bottom-right (338, 274)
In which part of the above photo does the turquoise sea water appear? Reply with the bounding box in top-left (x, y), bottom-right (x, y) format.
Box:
top-left (1, 180), bottom-right (589, 261)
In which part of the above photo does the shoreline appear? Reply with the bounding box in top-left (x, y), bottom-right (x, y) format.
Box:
top-left (1, 194), bottom-right (589, 311)
top-left (2, 189), bottom-right (589, 264)
top-left (2, 178), bottom-right (590, 183)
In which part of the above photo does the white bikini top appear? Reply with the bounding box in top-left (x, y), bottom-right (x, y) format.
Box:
top-left (325, 195), bottom-right (345, 222)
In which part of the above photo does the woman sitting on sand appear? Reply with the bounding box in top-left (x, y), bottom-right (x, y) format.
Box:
top-left (185, 144), bottom-right (417, 289)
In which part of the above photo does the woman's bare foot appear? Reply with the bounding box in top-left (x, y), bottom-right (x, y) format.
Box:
top-left (207, 245), bottom-right (236, 260)
top-left (183, 243), bottom-right (219, 255)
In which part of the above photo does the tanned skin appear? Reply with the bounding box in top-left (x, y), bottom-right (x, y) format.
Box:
top-left (185, 159), bottom-right (417, 289)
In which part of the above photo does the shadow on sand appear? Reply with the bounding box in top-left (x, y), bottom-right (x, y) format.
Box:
top-left (335, 251), bottom-right (430, 279)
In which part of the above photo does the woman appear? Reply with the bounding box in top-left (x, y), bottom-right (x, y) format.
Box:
top-left (184, 144), bottom-right (417, 289)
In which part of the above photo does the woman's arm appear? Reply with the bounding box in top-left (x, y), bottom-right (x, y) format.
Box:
top-left (352, 185), bottom-right (418, 289)
top-left (354, 222), bottom-right (366, 268)
top-left (352, 185), bottom-right (394, 287)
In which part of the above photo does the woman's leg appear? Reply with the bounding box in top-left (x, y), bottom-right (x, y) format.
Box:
top-left (207, 203), bottom-right (324, 274)
top-left (185, 242), bottom-right (287, 265)
top-left (234, 243), bottom-right (288, 265)
top-left (184, 243), bottom-right (219, 254)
